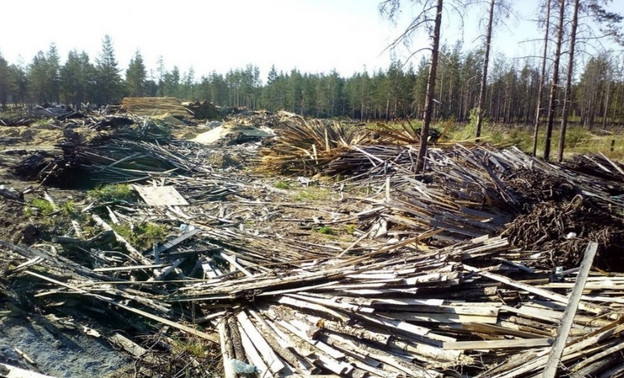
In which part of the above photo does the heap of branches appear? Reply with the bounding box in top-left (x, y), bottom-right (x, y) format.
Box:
top-left (503, 197), bottom-right (624, 271)
top-left (260, 114), bottom-right (370, 174)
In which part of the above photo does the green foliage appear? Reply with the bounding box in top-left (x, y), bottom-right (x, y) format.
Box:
top-left (28, 198), bottom-right (55, 216)
top-left (174, 338), bottom-right (207, 358)
top-left (274, 180), bottom-right (290, 190)
top-left (507, 128), bottom-right (532, 150)
top-left (125, 50), bottom-right (147, 97)
top-left (317, 225), bottom-right (334, 235)
top-left (111, 222), bottom-right (166, 251)
top-left (87, 184), bottom-right (134, 202)
top-left (95, 34), bottom-right (123, 104)
top-left (345, 224), bottom-right (357, 235)
top-left (60, 200), bottom-right (77, 216)
top-left (34, 118), bottom-right (54, 127)
top-left (4, 35), bottom-right (624, 133)
top-left (565, 128), bottom-right (590, 147)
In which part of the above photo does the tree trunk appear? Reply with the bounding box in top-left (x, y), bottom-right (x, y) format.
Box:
top-left (532, 0), bottom-right (551, 156)
top-left (610, 76), bottom-right (620, 126)
top-left (557, 0), bottom-right (579, 163)
top-left (476, 0), bottom-right (496, 140)
top-left (544, 0), bottom-right (565, 162)
top-left (602, 70), bottom-right (611, 129)
top-left (415, 0), bottom-right (443, 173)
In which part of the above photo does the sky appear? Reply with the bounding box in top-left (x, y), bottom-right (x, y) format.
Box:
top-left (1, 0), bottom-right (623, 83)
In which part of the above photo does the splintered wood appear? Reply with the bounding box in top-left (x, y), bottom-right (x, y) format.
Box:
top-left (3, 122), bottom-right (624, 377)
top-left (4, 230), bottom-right (624, 377)
top-left (122, 97), bottom-right (191, 117)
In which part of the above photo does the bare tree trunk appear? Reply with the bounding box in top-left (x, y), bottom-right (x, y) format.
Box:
top-left (416, 0), bottom-right (443, 173)
top-left (557, 0), bottom-right (580, 163)
top-left (602, 69), bottom-right (611, 129)
top-left (476, 0), bottom-right (496, 140)
top-left (610, 74), bottom-right (620, 126)
top-left (532, 0), bottom-right (551, 156)
top-left (544, 0), bottom-right (565, 162)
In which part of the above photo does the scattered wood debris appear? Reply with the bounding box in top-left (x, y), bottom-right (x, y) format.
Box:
top-left (1, 109), bottom-right (624, 377)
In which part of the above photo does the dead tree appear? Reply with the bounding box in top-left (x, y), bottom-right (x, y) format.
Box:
top-left (532, 0), bottom-right (552, 156)
top-left (557, 0), bottom-right (580, 162)
top-left (543, 0), bottom-right (566, 162)
top-left (475, 0), bottom-right (496, 140)
top-left (380, 0), bottom-right (445, 173)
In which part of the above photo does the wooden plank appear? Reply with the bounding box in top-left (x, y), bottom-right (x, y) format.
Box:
top-left (133, 185), bottom-right (189, 206)
top-left (109, 333), bottom-right (147, 358)
top-left (94, 263), bottom-right (169, 272)
top-left (444, 338), bottom-right (552, 350)
top-left (218, 320), bottom-right (236, 378)
top-left (236, 311), bottom-right (285, 374)
top-left (236, 322), bottom-right (268, 374)
top-left (357, 313), bottom-right (456, 343)
top-left (0, 363), bottom-right (56, 378)
top-left (463, 264), bottom-right (605, 314)
top-left (154, 227), bottom-right (202, 254)
top-left (378, 311), bottom-right (498, 324)
top-left (543, 242), bottom-right (598, 378)
top-left (571, 341), bottom-right (624, 373)
top-left (220, 252), bottom-right (254, 277)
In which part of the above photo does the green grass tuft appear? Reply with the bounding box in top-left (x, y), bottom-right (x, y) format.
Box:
top-left (88, 184), bottom-right (135, 202)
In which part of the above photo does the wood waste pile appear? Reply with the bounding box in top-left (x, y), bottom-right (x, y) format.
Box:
top-left (121, 97), bottom-right (192, 117)
top-left (2, 108), bottom-right (624, 377)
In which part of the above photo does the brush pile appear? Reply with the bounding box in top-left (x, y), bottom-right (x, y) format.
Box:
top-left (260, 113), bottom-right (372, 174)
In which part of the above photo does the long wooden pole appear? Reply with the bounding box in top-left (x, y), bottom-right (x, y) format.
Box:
top-left (543, 242), bottom-right (599, 378)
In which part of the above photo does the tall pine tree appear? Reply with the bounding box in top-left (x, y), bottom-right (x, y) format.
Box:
top-left (125, 50), bottom-right (147, 97)
top-left (95, 35), bottom-right (122, 104)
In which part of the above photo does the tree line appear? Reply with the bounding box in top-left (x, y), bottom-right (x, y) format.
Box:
top-left (0, 29), bottom-right (622, 133)
top-left (378, 0), bottom-right (622, 168)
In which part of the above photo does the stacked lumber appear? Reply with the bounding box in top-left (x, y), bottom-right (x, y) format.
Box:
top-left (121, 97), bottom-right (191, 117)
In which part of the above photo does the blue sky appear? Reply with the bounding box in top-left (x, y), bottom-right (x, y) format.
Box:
top-left (1, 0), bottom-right (622, 81)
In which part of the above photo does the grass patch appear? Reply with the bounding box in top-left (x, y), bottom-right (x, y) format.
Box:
top-left (442, 120), bottom-right (624, 161)
top-left (345, 224), bottom-right (357, 235)
top-left (112, 222), bottom-right (166, 251)
top-left (60, 200), bottom-right (77, 216)
top-left (88, 184), bottom-right (135, 202)
top-left (27, 198), bottom-right (55, 216)
top-left (172, 337), bottom-right (208, 358)
top-left (293, 187), bottom-right (333, 202)
top-left (274, 180), bottom-right (290, 190)
top-left (317, 225), bottom-right (334, 235)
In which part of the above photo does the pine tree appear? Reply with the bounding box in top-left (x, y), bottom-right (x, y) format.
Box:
top-left (0, 53), bottom-right (9, 108)
top-left (125, 50), bottom-right (147, 97)
top-left (95, 35), bottom-right (122, 104)
top-left (46, 43), bottom-right (61, 104)
top-left (28, 51), bottom-right (49, 104)
top-left (60, 50), bottom-right (93, 108)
